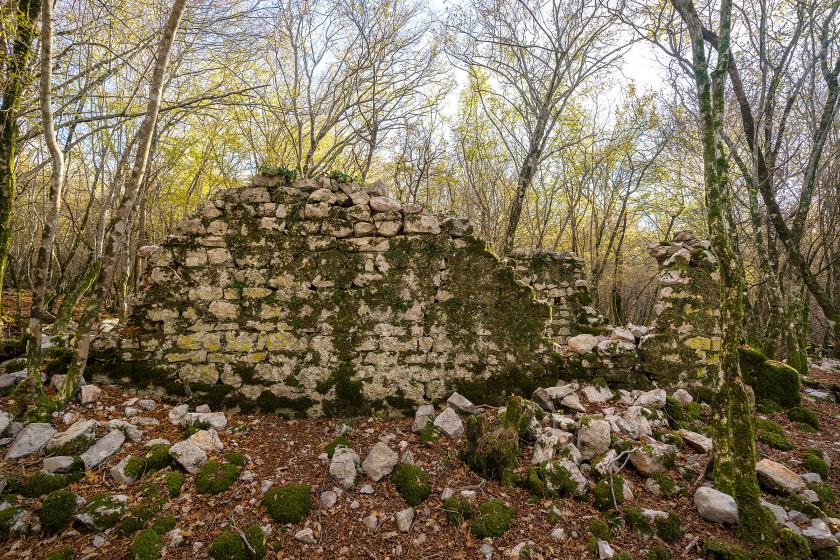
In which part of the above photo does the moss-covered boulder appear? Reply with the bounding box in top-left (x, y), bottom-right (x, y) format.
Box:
top-left (41, 490), bottom-right (79, 532)
top-left (470, 499), bottom-right (515, 538)
top-left (753, 360), bottom-right (801, 408)
top-left (75, 493), bottom-right (127, 531)
top-left (461, 415), bottom-right (520, 484)
top-left (787, 407), bottom-right (819, 430)
top-left (209, 525), bottom-right (266, 560)
top-left (390, 464), bottom-right (430, 506)
top-left (517, 459), bottom-right (586, 498)
top-left (262, 483), bottom-right (310, 523)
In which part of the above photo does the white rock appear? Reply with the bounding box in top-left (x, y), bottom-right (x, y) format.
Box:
top-left (169, 440), bottom-right (207, 473)
top-left (802, 519), bottom-right (840, 550)
top-left (81, 429), bottom-right (126, 469)
top-left (549, 527), bottom-right (567, 540)
top-left (168, 404), bottom-right (189, 425)
top-left (43, 456), bottom-right (77, 473)
top-left (582, 386), bottom-right (614, 403)
top-left (610, 327), bottom-right (635, 343)
top-left (4, 423), bottom-right (56, 461)
top-left (188, 429), bottom-right (224, 452)
top-left (295, 527), bottom-right (316, 544)
top-left (111, 456), bottom-right (141, 485)
top-left (672, 389), bottom-right (693, 404)
top-left (412, 404), bottom-right (435, 432)
top-left (545, 459), bottom-right (588, 496)
top-left (679, 429), bottom-right (713, 453)
top-left (480, 543), bottom-right (494, 559)
top-left (617, 407), bottom-right (652, 439)
top-left (532, 429), bottom-right (574, 464)
top-left (629, 440), bottom-right (677, 476)
top-left (363, 513), bottom-right (379, 531)
top-left (694, 487), bottom-right (738, 524)
top-left (433, 408), bottom-right (464, 439)
top-left (756, 458), bottom-right (805, 494)
top-left (560, 392), bottom-right (585, 413)
top-left (46, 419), bottom-right (97, 454)
top-left (577, 419), bottom-right (611, 460)
top-left (395, 507), bottom-right (414, 532)
top-left (107, 419), bottom-right (143, 443)
top-left (567, 334), bottom-right (600, 354)
top-left (360, 484), bottom-right (374, 494)
top-left (321, 490), bottom-right (338, 508)
top-left (362, 442), bottom-right (398, 481)
top-left (195, 404), bottom-right (211, 413)
top-left (80, 384), bottom-right (102, 404)
top-left (633, 389), bottom-right (666, 409)
top-left (330, 447), bottom-right (360, 489)
top-left (144, 438), bottom-right (171, 447)
top-left (446, 392), bottom-right (477, 414)
top-left (369, 196), bottom-right (401, 213)
top-left (760, 498), bottom-right (788, 525)
top-left (597, 540), bottom-right (615, 559)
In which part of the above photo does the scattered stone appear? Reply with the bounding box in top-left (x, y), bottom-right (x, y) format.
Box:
top-left (559, 392), bottom-right (585, 413)
top-left (330, 447), bottom-right (360, 489)
top-left (479, 543), bottom-right (494, 559)
top-left (401, 450), bottom-right (415, 465)
top-left (433, 408), bottom-right (464, 439)
top-left (137, 399), bottom-right (156, 410)
top-left (550, 527), bottom-right (567, 540)
top-left (679, 429), bottom-right (713, 453)
top-left (124, 407), bottom-right (139, 417)
top-left (567, 334), bottom-right (599, 354)
top-left (79, 384), bottom-right (102, 404)
top-left (801, 472), bottom-right (822, 484)
top-left (412, 404), bottom-right (435, 432)
top-left (694, 487), bottom-right (738, 524)
top-left (42, 456), bottom-right (77, 473)
top-left (81, 429), bottom-right (125, 469)
top-left (107, 419), bottom-right (143, 442)
top-left (169, 440), bottom-right (208, 473)
top-left (111, 456), bottom-right (141, 485)
top-left (92, 534), bottom-right (106, 548)
top-left (129, 416), bottom-right (159, 426)
top-left (551, 414), bottom-right (577, 431)
top-left (195, 404), bottom-right (211, 413)
top-left (4, 423), bottom-right (56, 461)
top-left (362, 442), bottom-right (398, 481)
top-left (188, 429), bottom-right (224, 452)
top-left (802, 519), bottom-right (839, 550)
top-left (634, 389), bottom-right (666, 409)
top-left (395, 507), bottom-right (414, 532)
top-left (145, 438), bottom-right (171, 447)
top-left (75, 494), bottom-right (127, 531)
top-left (597, 540), bottom-right (615, 559)
top-left (363, 513), bottom-right (379, 531)
top-left (295, 527), bottom-right (316, 544)
top-left (760, 499), bottom-right (788, 525)
top-left (360, 484), bottom-right (374, 494)
top-left (321, 490), bottom-right (338, 508)
top-left (583, 386), bottom-right (614, 403)
top-left (672, 389), bottom-right (693, 404)
top-left (446, 392), bottom-right (477, 414)
top-left (756, 458), bottom-right (805, 494)
top-left (46, 419), bottom-right (97, 455)
top-left (629, 440), bottom-right (676, 476)
top-left (260, 480), bottom-right (274, 494)
top-left (577, 418), bottom-right (611, 460)
top-left (617, 406), bottom-right (652, 439)
top-left (168, 404), bottom-right (189, 425)
top-left (532, 428), bottom-right (573, 464)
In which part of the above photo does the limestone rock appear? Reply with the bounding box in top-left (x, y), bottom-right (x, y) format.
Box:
top-left (559, 392), bottom-right (586, 413)
top-left (629, 440), bottom-right (677, 476)
top-left (168, 404), bottom-right (189, 425)
top-left (412, 404), bottom-right (435, 432)
top-left (802, 519), bottom-right (839, 550)
top-left (532, 428), bottom-right (574, 465)
top-left (46, 419), bottom-right (97, 455)
top-left (81, 429), bottom-right (125, 469)
top-left (672, 389), bottom-right (693, 404)
top-left (694, 487), bottom-right (738, 524)
top-left (617, 406), bottom-right (652, 439)
top-left (107, 419), bottom-right (143, 443)
top-left (4, 423), bottom-right (56, 462)
top-left (582, 385), bottom-right (614, 403)
top-left (597, 540), bottom-right (615, 559)
top-left (321, 490), bottom-right (338, 508)
top-left (395, 507), bottom-right (414, 532)
top-left (567, 334), bottom-right (599, 354)
top-left (0, 411), bottom-right (11, 435)
top-left (369, 196), bottom-right (401, 213)
top-left (169, 440), bottom-right (207, 473)
top-left (546, 459), bottom-right (588, 496)
top-left (111, 456), bottom-right (141, 485)
top-left (446, 392), bottom-right (477, 414)
top-left (577, 419), bottom-right (611, 461)
top-left (43, 456), bottom-right (77, 473)
top-left (679, 429), bottom-right (713, 453)
top-left (756, 459), bottom-right (805, 494)
top-left (362, 442), bottom-right (398, 482)
top-left (75, 494), bottom-right (127, 531)
top-left (188, 429), bottom-right (224, 452)
top-left (633, 389), bottom-right (666, 409)
top-left (80, 384), bottom-right (102, 405)
top-left (330, 447), bottom-right (360, 489)
top-left (294, 527), bottom-right (316, 544)
top-left (433, 408), bottom-right (464, 439)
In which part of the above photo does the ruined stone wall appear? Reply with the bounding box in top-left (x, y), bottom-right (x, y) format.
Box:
top-left (638, 231), bottom-right (721, 385)
top-left (91, 175), bottom-right (592, 417)
top-left (506, 251), bottom-right (606, 343)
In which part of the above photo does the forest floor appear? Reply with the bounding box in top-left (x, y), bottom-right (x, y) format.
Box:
top-left (0, 362), bottom-right (838, 560)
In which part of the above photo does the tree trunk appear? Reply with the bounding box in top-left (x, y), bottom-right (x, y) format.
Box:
top-left (0, 0), bottom-right (42, 329)
top-left (52, 258), bottom-right (101, 337)
top-left (59, 0), bottom-right (189, 406)
top-left (502, 152), bottom-right (538, 256)
top-left (24, 0), bottom-right (65, 409)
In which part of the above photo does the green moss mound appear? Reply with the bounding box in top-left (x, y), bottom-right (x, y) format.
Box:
top-left (815, 548), bottom-right (840, 560)
top-left (623, 506), bottom-right (653, 535)
top-left (166, 471), bottom-right (184, 498)
top-left (143, 445), bottom-right (172, 470)
top-left (776, 527), bottom-right (811, 560)
top-left (593, 475), bottom-right (625, 510)
top-left (324, 436), bottom-right (350, 458)
top-left (645, 545), bottom-right (671, 560)
top-left (462, 415), bottom-right (520, 484)
top-left (756, 399), bottom-right (783, 413)
top-left (498, 395), bottom-right (540, 438)
top-left (654, 513), bottom-right (682, 544)
top-left (390, 463), bottom-right (431, 506)
top-left (42, 546), bottom-right (74, 560)
top-left (758, 430), bottom-right (794, 451)
top-left (150, 514), bottom-right (177, 535)
top-left (22, 472), bottom-right (67, 498)
top-left (223, 451), bottom-right (247, 467)
top-left (442, 496), bottom-right (472, 526)
top-left (262, 483), bottom-right (310, 523)
top-left (209, 525), bottom-right (267, 560)
top-left (787, 407), bottom-right (819, 430)
top-left (589, 517), bottom-right (612, 540)
top-left (803, 449), bottom-right (829, 478)
top-left (753, 360), bottom-right (801, 408)
top-left (469, 499), bottom-right (515, 539)
top-left (196, 461), bottom-right (241, 495)
top-left (41, 489), bottom-right (78, 532)
top-left (0, 502), bottom-right (24, 539)
top-left (128, 528), bottom-right (163, 560)
top-left (516, 460), bottom-right (580, 498)
top-left (123, 457), bottom-right (148, 479)
top-left (702, 537), bottom-right (750, 560)
top-left (808, 482), bottom-right (836, 505)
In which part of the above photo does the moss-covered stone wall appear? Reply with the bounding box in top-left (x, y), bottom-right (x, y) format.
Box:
top-left (638, 231), bottom-right (721, 385)
top-left (93, 175), bottom-right (577, 416)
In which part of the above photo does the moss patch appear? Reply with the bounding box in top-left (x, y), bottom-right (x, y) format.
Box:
top-left (128, 528), bottom-right (163, 560)
top-left (166, 471), bottom-right (184, 498)
top-left (654, 513), bottom-right (682, 543)
top-left (22, 472), bottom-right (68, 498)
top-left (43, 546), bottom-right (74, 560)
top-left (196, 461), bottom-right (241, 495)
top-left (787, 407), bottom-right (819, 430)
top-left (262, 483), bottom-right (310, 523)
top-left (390, 464), bottom-right (431, 506)
top-left (41, 490), bottom-right (78, 532)
top-left (461, 415), bottom-right (520, 485)
top-left (209, 525), bottom-right (267, 560)
top-left (702, 537), bottom-right (750, 560)
top-left (803, 449), bottom-right (829, 478)
top-left (752, 360), bottom-right (801, 408)
top-left (441, 496), bottom-right (472, 526)
top-left (469, 499), bottom-right (515, 538)
top-left (593, 475), bottom-right (625, 510)
top-left (143, 444), bottom-right (172, 470)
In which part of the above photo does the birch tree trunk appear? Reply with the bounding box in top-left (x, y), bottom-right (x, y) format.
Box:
top-left (672, 0), bottom-right (774, 543)
top-left (24, 0), bottom-right (65, 410)
top-left (58, 0), bottom-right (189, 406)
top-left (0, 0), bottom-right (42, 330)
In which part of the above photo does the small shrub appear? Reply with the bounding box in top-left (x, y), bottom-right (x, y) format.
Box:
top-left (209, 524), bottom-right (267, 560)
top-left (645, 544), bottom-right (671, 560)
top-left (654, 513), bottom-right (682, 544)
top-left (623, 506), bottom-right (652, 535)
top-left (41, 490), bottom-right (78, 532)
top-left (21, 472), bottom-right (67, 498)
top-left (166, 471), bottom-right (184, 498)
top-left (196, 461), bottom-right (241, 495)
top-left (390, 463), bottom-right (431, 506)
top-left (442, 496), bottom-right (472, 526)
top-left (262, 483), bottom-right (310, 523)
top-left (128, 528), bottom-right (163, 560)
top-left (593, 475), bottom-right (625, 511)
top-left (702, 537), bottom-right (750, 560)
top-left (803, 449), bottom-right (829, 478)
top-left (589, 517), bottom-right (612, 541)
top-left (470, 499), bottom-right (515, 539)
top-left (787, 407), bottom-right (819, 430)
top-left (43, 546), bottom-right (74, 560)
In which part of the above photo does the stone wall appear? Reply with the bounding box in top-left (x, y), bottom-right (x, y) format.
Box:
top-left (638, 231), bottom-right (721, 385)
top-left (92, 175), bottom-right (587, 417)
